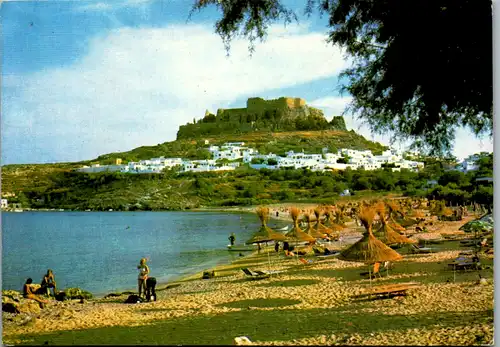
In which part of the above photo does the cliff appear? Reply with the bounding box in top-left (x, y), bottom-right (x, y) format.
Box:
top-left (176, 97), bottom-right (347, 139)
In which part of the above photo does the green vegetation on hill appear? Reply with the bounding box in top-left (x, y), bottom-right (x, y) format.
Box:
top-left (2, 128), bottom-right (388, 209)
top-left (1, 152), bottom-right (492, 211)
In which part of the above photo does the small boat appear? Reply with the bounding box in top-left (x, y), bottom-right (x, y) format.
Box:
top-left (275, 225), bottom-right (289, 232)
top-left (227, 244), bottom-right (255, 252)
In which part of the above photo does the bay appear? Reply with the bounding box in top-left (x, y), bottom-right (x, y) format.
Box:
top-left (1, 211), bottom-right (265, 297)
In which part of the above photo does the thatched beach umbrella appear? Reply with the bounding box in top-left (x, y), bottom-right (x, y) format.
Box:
top-left (313, 207), bottom-right (337, 238)
top-left (323, 206), bottom-right (336, 226)
top-left (338, 206), bottom-right (403, 285)
top-left (335, 204), bottom-right (348, 226)
top-left (246, 207), bottom-right (287, 245)
top-left (305, 212), bottom-right (328, 239)
top-left (284, 207), bottom-right (316, 244)
top-left (246, 206), bottom-right (286, 271)
top-left (374, 205), bottom-right (415, 276)
top-left (374, 204), bottom-right (416, 246)
top-left (386, 201), bottom-right (407, 232)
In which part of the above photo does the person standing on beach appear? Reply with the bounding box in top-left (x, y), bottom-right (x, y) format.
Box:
top-left (137, 258), bottom-right (149, 299)
top-left (228, 233), bottom-right (236, 246)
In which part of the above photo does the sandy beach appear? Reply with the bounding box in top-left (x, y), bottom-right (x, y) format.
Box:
top-left (2, 214), bottom-right (494, 345)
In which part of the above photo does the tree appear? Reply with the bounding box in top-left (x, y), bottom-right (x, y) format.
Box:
top-left (251, 157), bottom-right (266, 164)
top-left (192, 0), bottom-right (492, 155)
top-left (267, 158), bottom-right (278, 166)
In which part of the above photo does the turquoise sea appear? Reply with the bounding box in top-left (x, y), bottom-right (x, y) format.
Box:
top-left (1, 211), bottom-right (269, 297)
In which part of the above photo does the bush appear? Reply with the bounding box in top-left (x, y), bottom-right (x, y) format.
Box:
top-left (64, 287), bottom-right (93, 300)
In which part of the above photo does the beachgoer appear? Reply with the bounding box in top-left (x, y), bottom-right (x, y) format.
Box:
top-left (228, 233), bottom-right (236, 246)
top-left (137, 258), bottom-right (150, 298)
top-left (276, 211), bottom-right (279, 217)
top-left (283, 242), bottom-right (290, 256)
top-left (41, 269), bottom-right (57, 297)
top-left (145, 277), bottom-right (157, 302)
top-left (23, 278), bottom-right (48, 307)
top-left (274, 242), bottom-right (279, 253)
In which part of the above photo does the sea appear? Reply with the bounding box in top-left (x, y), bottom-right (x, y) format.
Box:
top-left (1, 211), bottom-right (280, 297)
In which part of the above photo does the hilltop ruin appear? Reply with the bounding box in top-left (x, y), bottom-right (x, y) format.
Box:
top-left (176, 97), bottom-right (346, 139)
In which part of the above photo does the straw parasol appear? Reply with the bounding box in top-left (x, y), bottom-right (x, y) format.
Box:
top-left (246, 207), bottom-right (287, 244)
top-left (313, 207), bottom-right (337, 238)
top-left (305, 212), bottom-right (328, 239)
top-left (284, 207), bottom-right (316, 244)
top-left (334, 204), bottom-right (348, 226)
top-left (246, 206), bottom-right (286, 271)
top-left (386, 200), bottom-right (407, 232)
top-left (374, 205), bottom-right (416, 246)
top-left (323, 206), bottom-right (336, 226)
top-left (338, 206), bottom-right (403, 285)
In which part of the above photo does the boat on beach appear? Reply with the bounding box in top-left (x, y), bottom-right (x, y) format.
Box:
top-left (227, 244), bottom-right (256, 252)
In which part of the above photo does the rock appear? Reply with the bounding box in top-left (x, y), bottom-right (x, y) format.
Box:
top-left (64, 287), bottom-right (93, 299)
top-left (18, 301), bottom-right (42, 315)
top-left (234, 336), bottom-right (253, 345)
top-left (2, 302), bottom-right (20, 314)
top-left (478, 278), bottom-right (488, 285)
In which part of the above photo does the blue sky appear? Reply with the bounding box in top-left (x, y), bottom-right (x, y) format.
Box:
top-left (1, 0), bottom-right (493, 164)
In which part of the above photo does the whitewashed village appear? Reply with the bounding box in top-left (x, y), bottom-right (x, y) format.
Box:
top-left (76, 141), bottom-right (483, 175)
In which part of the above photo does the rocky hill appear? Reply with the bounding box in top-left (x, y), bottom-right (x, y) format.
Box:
top-left (1, 96), bottom-right (392, 211)
top-left (176, 97), bottom-right (347, 139)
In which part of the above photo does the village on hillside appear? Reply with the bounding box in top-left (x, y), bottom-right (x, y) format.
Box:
top-left (76, 141), bottom-right (482, 175)
top-left (76, 142), bottom-right (423, 174)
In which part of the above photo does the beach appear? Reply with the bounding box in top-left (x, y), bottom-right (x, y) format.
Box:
top-left (2, 214), bottom-right (494, 345)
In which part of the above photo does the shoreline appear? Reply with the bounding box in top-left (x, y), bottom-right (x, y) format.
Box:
top-left (91, 205), bottom-right (370, 298)
top-left (3, 214), bottom-right (493, 345)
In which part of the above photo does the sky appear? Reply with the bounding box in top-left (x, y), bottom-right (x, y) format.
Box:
top-left (1, 0), bottom-right (494, 165)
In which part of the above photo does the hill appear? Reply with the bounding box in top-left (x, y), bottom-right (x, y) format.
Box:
top-left (176, 97), bottom-right (347, 139)
top-left (1, 129), bottom-right (389, 210)
top-left (93, 129), bottom-right (387, 165)
top-left (1, 96), bottom-right (393, 211)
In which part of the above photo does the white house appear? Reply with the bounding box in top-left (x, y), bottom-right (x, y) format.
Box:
top-left (459, 155), bottom-right (480, 172)
top-left (1, 199), bottom-right (8, 209)
top-left (323, 153), bottom-right (340, 163)
top-left (76, 144), bottom-right (424, 175)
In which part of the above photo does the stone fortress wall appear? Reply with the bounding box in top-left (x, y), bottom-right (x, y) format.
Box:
top-left (217, 97), bottom-right (307, 123)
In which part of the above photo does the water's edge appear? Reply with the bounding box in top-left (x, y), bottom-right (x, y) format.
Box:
top-left (3, 210), bottom-right (284, 299)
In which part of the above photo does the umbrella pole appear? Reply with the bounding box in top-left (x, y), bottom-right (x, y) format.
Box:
top-left (267, 248), bottom-right (271, 274)
top-left (369, 265), bottom-right (372, 286)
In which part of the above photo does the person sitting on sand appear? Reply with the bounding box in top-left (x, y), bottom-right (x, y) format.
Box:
top-left (137, 258), bottom-right (150, 299)
top-left (23, 278), bottom-right (48, 307)
top-left (41, 269), bottom-right (57, 297)
top-left (283, 242), bottom-right (290, 256)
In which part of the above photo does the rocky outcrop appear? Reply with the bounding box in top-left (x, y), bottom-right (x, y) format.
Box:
top-left (177, 97), bottom-right (347, 139)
